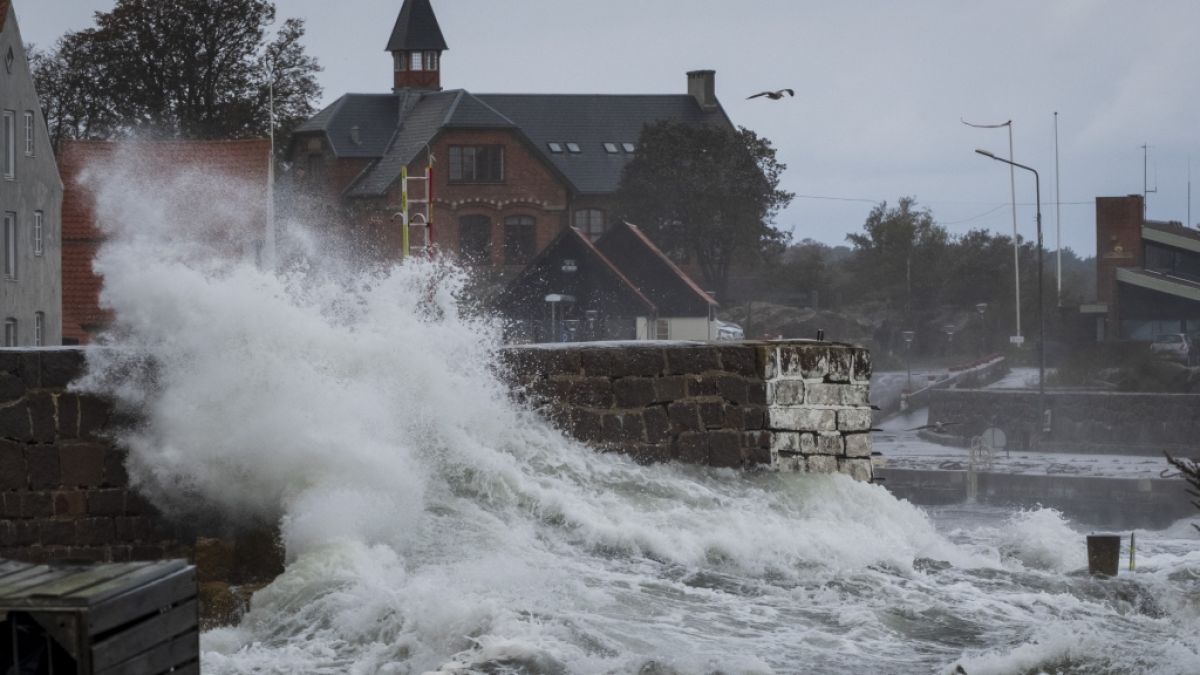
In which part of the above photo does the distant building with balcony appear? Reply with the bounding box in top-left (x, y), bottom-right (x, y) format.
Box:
top-left (1088, 194), bottom-right (1200, 340)
top-left (0, 0), bottom-right (63, 346)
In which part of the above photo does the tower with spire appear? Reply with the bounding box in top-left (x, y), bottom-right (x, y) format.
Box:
top-left (387, 0), bottom-right (448, 91)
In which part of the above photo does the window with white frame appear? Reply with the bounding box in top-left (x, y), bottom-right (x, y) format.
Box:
top-left (426, 51), bottom-right (439, 70)
top-left (3, 212), bottom-right (15, 279)
top-left (410, 51), bottom-right (424, 71)
top-left (2, 111), bottom-right (14, 180)
top-left (655, 318), bottom-right (670, 340)
top-left (4, 318), bottom-right (16, 347)
top-left (33, 210), bottom-right (43, 256)
top-left (23, 111), bottom-right (33, 156)
top-left (34, 312), bottom-right (43, 346)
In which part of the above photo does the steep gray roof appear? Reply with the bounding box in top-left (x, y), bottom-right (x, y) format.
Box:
top-left (477, 94), bottom-right (731, 194)
top-left (386, 0), bottom-right (448, 52)
top-left (294, 94), bottom-right (398, 158)
top-left (302, 89), bottom-right (732, 198)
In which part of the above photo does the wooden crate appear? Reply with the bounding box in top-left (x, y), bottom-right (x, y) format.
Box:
top-left (0, 558), bottom-right (198, 674)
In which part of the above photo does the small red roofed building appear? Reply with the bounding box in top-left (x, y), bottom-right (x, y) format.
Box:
top-left (58, 139), bottom-right (271, 343)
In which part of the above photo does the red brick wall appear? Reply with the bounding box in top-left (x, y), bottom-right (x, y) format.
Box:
top-left (1096, 196), bottom-right (1144, 308)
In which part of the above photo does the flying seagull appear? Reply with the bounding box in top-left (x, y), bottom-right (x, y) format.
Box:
top-left (747, 89), bottom-right (794, 100)
top-left (906, 421), bottom-right (962, 433)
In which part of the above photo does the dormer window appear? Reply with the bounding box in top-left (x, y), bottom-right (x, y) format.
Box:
top-left (566, 143), bottom-right (581, 154)
top-left (622, 143), bottom-right (636, 153)
top-left (547, 142), bottom-right (563, 153)
top-left (603, 143), bottom-right (619, 153)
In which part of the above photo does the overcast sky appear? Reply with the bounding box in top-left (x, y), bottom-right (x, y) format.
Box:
top-left (15, 0), bottom-right (1200, 256)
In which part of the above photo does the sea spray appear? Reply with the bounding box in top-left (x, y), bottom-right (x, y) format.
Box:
top-left (71, 149), bottom-right (1200, 674)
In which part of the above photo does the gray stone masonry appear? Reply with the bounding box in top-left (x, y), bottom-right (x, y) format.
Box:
top-left (501, 340), bottom-right (873, 480)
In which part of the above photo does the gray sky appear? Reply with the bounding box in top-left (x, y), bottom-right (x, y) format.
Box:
top-left (16, 1), bottom-right (1200, 256)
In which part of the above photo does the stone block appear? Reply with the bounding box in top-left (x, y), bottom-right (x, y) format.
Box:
top-left (667, 401), bottom-right (702, 432)
top-left (745, 444), bottom-right (772, 466)
top-left (581, 347), bottom-right (663, 379)
top-left (742, 405), bottom-right (766, 430)
top-left (643, 406), bottom-right (671, 444)
top-left (722, 404), bottom-right (744, 430)
top-left (806, 454), bottom-right (839, 474)
top-left (0, 522), bottom-right (13, 547)
top-left (851, 349), bottom-right (872, 383)
top-left (0, 402), bottom-right (32, 441)
top-left (665, 346), bottom-right (720, 375)
top-left (837, 409), bottom-right (873, 432)
top-left (770, 432), bottom-right (801, 454)
top-left (129, 544), bottom-right (167, 560)
top-left (19, 491), bottom-right (52, 519)
top-left (60, 443), bottom-right (107, 488)
top-left (0, 351), bottom-right (39, 388)
top-left (0, 439), bottom-right (25, 490)
top-left (76, 517), bottom-right (116, 546)
top-left (842, 385), bottom-right (870, 406)
top-left (768, 380), bottom-right (804, 405)
top-left (614, 377), bottom-right (657, 408)
top-left (502, 348), bottom-right (581, 380)
top-left (805, 383), bottom-right (843, 406)
top-left (686, 374), bottom-right (720, 398)
top-left (29, 393), bottom-right (57, 443)
top-left (40, 519), bottom-right (77, 546)
top-left (816, 433), bottom-right (845, 456)
top-left (125, 492), bottom-right (160, 517)
top-left (0, 372), bottom-right (25, 403)
top-left (708, 430), bottom-right (743, 468)
top-left (844, 433), bottom-right (873, 458)
top-left (26, 447), bottom-right (61, 489)
top-left (838, 457), bottom-right (873, 481)
top-left (14, 521), bottom-right (39, 546)
top-left (569, 378), bottom-right (614, 409)
top-left (746, 381), bottom-right (767, 405)
top-left (1, 493), bottom-right (19, 518)
top-left (568, 409), bottom-right (604, 443)
top-left (767, 407), bottom-right (836, 432)
top-left (601, 412), bottom-right (646, 444)
top-left (88, 489), bottom-right (127, 516)
top-left (53, 490), bottom-right (87, 517)
top-left (78, 395), bottom-right (113, 440)
top-left (630, 443), bottom-right (672, 464)
top-left (673, 432), bottom-right (709, 464)
top-left (698, 400), bottom-right (725, 429)
top-left (716, 374), bottom-right (749, 404)
top-left (717, 346), bottom-right (758, 377)
top-left (775, 345), bottom-right (831, 380)
top-left (40, 349), bottom-right (85, 388)
top-left (826, 347), bottom-right (852, 383)
top-left (57, 394), bottom-right (80, 438)
top-left (103, 449), bottom-right (130, 487)
top-left (652, 376), bottom-right (687, 403)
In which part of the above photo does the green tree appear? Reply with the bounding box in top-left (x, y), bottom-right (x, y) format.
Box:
top-left (31, 0), bottom-right (320, 150)
top-left (614, 121), bottom-right (793, 300)
top-left (845, 197), bottom-right (950, 313)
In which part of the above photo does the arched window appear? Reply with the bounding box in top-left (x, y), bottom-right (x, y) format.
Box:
top-left (574, 209), bottom-right (605, 242)
top-left (458, 215), bottom-right (492, 263)
top-left (504, 216), bottom-right (536, 264)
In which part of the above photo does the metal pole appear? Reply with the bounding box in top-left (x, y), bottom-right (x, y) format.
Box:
top-left (1054, 112), bottom-right (1062, 305)
top-left (265, 56), bottom-right (276, 269)
top-left (1008, 123), bottom-right (1021, 337)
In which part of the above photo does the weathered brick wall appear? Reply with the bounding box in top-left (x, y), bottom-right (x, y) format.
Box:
top-left (0, 349), bottom-right (190, 564)
top-left (501, 340), bottom-right (874, 480)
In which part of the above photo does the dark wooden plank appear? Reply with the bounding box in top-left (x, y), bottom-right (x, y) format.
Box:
top-left (12, 563), bottom-right (148, 601)
top-left (91, 599), bottom-right (198, 672)
top-left (0, 566), bottom-right (66, 601)
top-left (62, 560), bottom-right (186, 606)
top-left (0, 559), bottom-right (34, 579)
top-left (94, 629), bottom-right (197, 675)
top-left (88, 568), bottom-right (196, 635)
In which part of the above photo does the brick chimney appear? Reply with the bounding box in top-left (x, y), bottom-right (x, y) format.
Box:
top-left (687, 70), bottom-right (717, 109)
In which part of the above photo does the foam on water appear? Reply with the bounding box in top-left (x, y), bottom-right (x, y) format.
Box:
top-left (73, 152), bottom-right (1200, 674)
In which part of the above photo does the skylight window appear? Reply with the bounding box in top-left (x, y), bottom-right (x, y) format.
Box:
top-left (566, 143), bottom-right (582, 154)
top-left (548, 142), bottom-right (563, 153)
top-left (622, 142), bottom-right (636, 153)
top-left (603, 143), bottom-right (619, 153)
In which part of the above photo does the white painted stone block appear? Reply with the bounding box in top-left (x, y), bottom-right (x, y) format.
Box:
top-left (768, 407), bottom-right (836, 432)
top-left (837, 408), bottom-right (873, 431)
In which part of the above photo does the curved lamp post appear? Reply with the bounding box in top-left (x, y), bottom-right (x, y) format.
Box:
top-left (975, 148), bottom-right (1046, 426)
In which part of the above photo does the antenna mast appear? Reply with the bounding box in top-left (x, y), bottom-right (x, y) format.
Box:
top-left (1142, 143), bottom-right (1157, 217)
top-left (1054, 112), bottom-right (1061, 305)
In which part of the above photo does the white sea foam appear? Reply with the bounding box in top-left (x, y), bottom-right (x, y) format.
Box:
top-left (73, 150), bottom-right (1200, 674)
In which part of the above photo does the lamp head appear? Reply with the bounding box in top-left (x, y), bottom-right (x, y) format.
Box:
top-left (975, 148), bottom-right (997, 159)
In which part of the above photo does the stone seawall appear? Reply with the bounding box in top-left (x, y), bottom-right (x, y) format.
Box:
top-left (501, 340), bottom-right (874, 480)
top-left (928, 388), bottom-right (1200, 455)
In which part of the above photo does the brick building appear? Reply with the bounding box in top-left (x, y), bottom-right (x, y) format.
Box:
top-left (1087, 194), bottom-right (1200, 340)
top-left (288, 0), bottom-right (734, 277)
top-left (58, 139), bottom-right (271, 343)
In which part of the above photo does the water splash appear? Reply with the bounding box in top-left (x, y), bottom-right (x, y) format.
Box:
top-left (72, 149), bottom-right (1200, 674)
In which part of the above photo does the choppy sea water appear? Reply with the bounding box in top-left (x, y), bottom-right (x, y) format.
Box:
top-left (72, 150), bottom-right (1200, 675)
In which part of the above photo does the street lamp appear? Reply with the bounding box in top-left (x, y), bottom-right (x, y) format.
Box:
top-left (975, 148), bottom-right (1045, 423)
top-left (902, 330), bottom-right (915, 391)
top-left (975, 302), bottom-right (988, 356)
